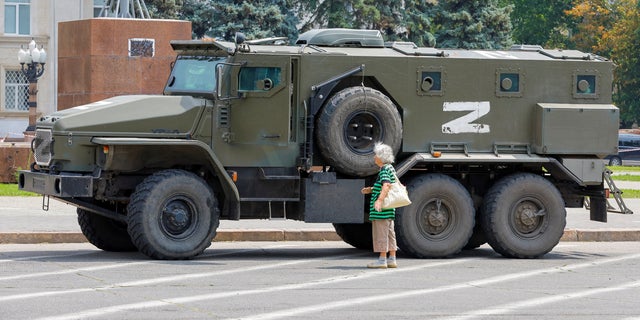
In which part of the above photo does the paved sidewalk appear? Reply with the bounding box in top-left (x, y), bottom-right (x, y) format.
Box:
top-left (0, 196), bottom-right (639, 244)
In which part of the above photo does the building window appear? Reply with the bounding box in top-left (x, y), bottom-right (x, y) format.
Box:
top-left (4, 0), bottom-right (31, 35)
top-left (4, 71), bottom-right (29, 112)
top-left (129, 38), bottom-right (155, 57)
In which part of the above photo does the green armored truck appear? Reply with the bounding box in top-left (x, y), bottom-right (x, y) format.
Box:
top-left (19, 29), bottom-right (619, 259)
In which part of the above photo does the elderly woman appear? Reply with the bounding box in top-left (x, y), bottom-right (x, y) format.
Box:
top-left (361, 142), bottom-right (398, 268)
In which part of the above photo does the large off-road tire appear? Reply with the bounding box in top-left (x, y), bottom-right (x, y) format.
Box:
top-left (396, 174), bottom-right (475, 258)
top-left (317, 86), bottom-right (402, 177)
top-left (126, 169), bottom-right (220, 260)
top-left (481, 173), bottom-right (566, 258)
top-left (463, 223), bottom-right (487, 250)
top-left (77, 208), bottom-right (137, 252)
top-left (333, 223), bottom-right (373, 250)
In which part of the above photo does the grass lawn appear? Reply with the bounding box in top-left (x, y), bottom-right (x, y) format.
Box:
top-left (609, 174), bottom-right (640, 181)
top-left (620, 189), bottom-right (640, 198)
top-left (608, 165), bottom-right (640, 172)
top-left (0, 183), bottom-right (38, 196)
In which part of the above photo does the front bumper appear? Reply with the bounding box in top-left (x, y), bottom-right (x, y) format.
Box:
top-left (18, 170), bottom-right (93, 197)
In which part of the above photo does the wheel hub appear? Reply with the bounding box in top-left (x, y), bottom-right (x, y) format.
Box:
top-left (344, 111), bottom-right (382, 154)
top-left (421, 198), bottom-right (450, 234)
top-left (162, 199), bottom-right (193, 236)
top-left (514, 200), bottom-right (545, 234)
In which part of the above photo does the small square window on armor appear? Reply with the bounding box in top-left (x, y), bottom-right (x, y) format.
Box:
top-left (573, 72), bottom-right (599, 99)
top-left (495, 69), bottom-right (523, 97)
top-left (416, 68), bottom-right (445, 96)
top-left (576, 75), bottom-right (596, 94)
top-left (499, 73), bottom-right (520, 92)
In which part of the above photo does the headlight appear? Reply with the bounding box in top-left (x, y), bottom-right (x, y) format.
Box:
top-left (32, 129), bottom-right (53, 166)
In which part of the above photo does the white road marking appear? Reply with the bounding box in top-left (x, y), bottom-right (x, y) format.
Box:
top-left (445, 279), bottom-right (640, 320)
top-left (34, 259), bottom-right (471, 320)
top-left (0, 252), bottom-right (92, 263)
top-left (0, 261), bottom-right (150, 282)
top-left (0, 259), bottom-right (307, 302)
top-left (235, 252), bottom-right (640, 320)
top-left (0, 244), bottom-right (327, 302)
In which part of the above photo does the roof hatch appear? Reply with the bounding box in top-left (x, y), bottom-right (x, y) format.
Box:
top-left (295, 29), bottom-right (384, 48)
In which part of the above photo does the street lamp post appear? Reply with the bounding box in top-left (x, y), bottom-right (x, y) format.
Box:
top-left (17, 39), bottom-right (47, 138)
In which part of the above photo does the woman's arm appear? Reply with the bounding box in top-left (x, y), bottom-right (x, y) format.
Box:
top-left (374, 182), bottom-right (391, 211)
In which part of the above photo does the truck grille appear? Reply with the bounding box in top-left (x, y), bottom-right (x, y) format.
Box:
top-left (33, 129), bottom-right (53, 166)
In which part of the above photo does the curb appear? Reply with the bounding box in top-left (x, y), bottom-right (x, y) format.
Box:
top-left (1, 229), bottom-right (640, 244)
top-left (0, 230), bottom-right (342, 244)
top-left (560, 229), bottom-right (640, 242)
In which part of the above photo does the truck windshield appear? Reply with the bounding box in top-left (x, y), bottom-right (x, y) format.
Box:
top-left (164, 55), bottom-right (226, 97)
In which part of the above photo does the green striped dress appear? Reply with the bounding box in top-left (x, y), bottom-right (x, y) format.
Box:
top-left (369, 163), bottom-right (396, 220)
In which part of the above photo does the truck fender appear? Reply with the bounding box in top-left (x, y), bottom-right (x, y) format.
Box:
top-left (91, 137), bottom-right (240, 211)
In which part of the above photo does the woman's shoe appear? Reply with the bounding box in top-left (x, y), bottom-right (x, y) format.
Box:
top-left (367, 258), bottom-right (388, 269)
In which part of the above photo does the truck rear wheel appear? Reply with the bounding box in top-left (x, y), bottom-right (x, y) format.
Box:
top-left (126, 169), bottom-right (220, 260)
top-left (317, 86), bottom-right (402, 177)
top-left (396, 174), bottom-right (475, 258)
top-left (77, 208), bottom-right (137, 252)
top-left (481, 173), bottom-right (566, 258)
top-left (464, 223), bottom-right (487, 250)
top-left (333, 223), bottom-right (373, 250)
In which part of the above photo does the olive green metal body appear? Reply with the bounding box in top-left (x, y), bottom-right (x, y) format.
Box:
top-left (19, 29), bottom-right (618, 259)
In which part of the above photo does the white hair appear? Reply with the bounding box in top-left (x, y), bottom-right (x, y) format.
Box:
top-left (373, 142), bottom-right (395, 164)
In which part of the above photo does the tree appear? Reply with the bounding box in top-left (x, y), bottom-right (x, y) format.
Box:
top-left (607, 0), bottom-right (640, 126)
top-left (368, 0), bottom-right (404, 40)
top-left (177, 0), bottom-right (210, 39)
top-left (434, 0), bottom-right (513, 49)
top-left (565, 0), bottom-right (617, 56)
top-left (178, 0), bottom-right (298, 41)
top-left (145, 0), bottom-right (183, 19)
top-left (403, 0), bottom-right (437, 46)
top-left (296, 0), bottom-right (404, 38)
top-left (297, 0), bottom-right (381, 32)
top-left (508, 0), bottom-right (574, 48)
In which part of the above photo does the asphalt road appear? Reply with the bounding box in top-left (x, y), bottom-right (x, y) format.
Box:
top-left (1, 241), bottom-right (639, 320)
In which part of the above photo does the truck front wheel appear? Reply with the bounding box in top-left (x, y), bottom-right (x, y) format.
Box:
top-left (127, 169), bottom-right (220, 260)
top-left (396, 174), bottom-right (475, 258)
top-left (77, 208), bottom-right (137, 252)
top-left (481, 173), bottom-right (566, 258)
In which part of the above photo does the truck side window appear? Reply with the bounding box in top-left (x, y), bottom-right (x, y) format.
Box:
top-left (238, 67), bottom-right (281, 92)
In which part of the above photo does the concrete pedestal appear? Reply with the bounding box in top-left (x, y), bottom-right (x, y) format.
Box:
top-left (57, 18), bottom-right (192, 110)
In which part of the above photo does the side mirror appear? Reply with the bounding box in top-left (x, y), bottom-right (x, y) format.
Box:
top-left (235, 32), bottom-right (246, 45)
top-left (234, 32), bottom-right (249, 53)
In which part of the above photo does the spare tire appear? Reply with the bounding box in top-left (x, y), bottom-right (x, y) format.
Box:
top-left (317, 86), bottom-right (402, 176)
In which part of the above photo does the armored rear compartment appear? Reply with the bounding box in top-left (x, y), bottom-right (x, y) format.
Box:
top-left (293, 42), bottom-right (616, 158)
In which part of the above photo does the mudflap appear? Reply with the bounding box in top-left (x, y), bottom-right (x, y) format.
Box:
top-left (303, 172), bottom-right (365, 223)
top-left (589, 195), bottom-right (607, 222)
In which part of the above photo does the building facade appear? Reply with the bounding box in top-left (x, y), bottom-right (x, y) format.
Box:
top-left (0, 0), bottom-right (104, 140)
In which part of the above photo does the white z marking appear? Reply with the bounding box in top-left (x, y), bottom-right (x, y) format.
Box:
top-left (442, 101), bottom-right (490, 134)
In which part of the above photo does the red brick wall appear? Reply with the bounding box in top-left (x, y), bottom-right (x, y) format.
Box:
top-left (57, 19), bottom-right (192, 110)
top-left (0, 144), bottom-right (32, 183)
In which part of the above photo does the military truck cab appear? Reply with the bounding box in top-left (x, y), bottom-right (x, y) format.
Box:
top-left (20, 29), bottom-right (618, 260)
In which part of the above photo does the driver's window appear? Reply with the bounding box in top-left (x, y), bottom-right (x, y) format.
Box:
top-left (238, 67), bottom-right (281, 92)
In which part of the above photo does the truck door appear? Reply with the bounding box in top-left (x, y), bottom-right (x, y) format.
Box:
top-left (217, 56), bottom-right (299, 167)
